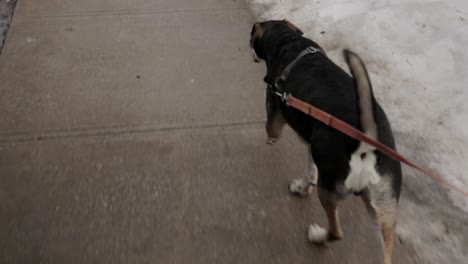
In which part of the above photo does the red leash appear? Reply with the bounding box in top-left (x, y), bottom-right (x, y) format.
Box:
top-left (285, 95), bottom-right (468, 197)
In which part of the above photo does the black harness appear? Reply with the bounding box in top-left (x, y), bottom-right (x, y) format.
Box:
top-left (268, 46), bottom-right (325, 102)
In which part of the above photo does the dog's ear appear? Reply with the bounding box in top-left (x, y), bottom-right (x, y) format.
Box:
top-left (250, 22), bottom-right (264, 42)
top-left (283, 20), bottom-right (304, 35)
top-left (250, 22), bottom-right (265, 61)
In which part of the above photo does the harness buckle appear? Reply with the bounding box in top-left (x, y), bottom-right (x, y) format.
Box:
top-left (306, 46), bottom-right (318, 53)
top-left (274, 75), bottom-right (286, 90)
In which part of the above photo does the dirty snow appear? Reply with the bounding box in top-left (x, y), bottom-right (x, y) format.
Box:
top-left (246, 0), bottom-right (468, 263)
top-left (0, 0), bottom-right (16, 53)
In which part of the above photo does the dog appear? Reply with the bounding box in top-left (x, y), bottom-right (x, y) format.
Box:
top-left (250, 20), bottom-right (402, 264)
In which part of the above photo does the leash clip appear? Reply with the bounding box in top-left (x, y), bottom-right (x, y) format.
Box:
top-left (274, 92), bottom-right (290, 105)
top-left (269, 84), bottom-right (290, 104)
top-left (283, 93), bottom-right (291, 105)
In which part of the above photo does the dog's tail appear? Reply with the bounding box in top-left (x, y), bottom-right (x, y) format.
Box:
top-left (343, 49), bottom-right (377, 140)
top-left (343, 49), bottom-right (381, 193)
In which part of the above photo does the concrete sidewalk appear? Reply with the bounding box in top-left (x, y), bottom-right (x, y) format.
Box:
top-left (0, 0), bottom-right (416, 263)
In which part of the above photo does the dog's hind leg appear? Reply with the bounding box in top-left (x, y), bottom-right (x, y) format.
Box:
top-left (308, 187), bottom-right (344, 243)
top-left (362, 177), bottom-right (398, 264)
top-left (289, 147), bottom-right (317, 197)
top-left (381, 221), bottom-right (396, 264)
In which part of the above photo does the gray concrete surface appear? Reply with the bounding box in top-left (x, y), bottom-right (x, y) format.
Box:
top-left (0, 0), bottom-right (417, 263)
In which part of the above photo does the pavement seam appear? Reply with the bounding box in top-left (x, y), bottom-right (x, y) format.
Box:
top-left (0, 119), bottom-right (265, 143)
top-left (23, 7), bottom-right (247, 20)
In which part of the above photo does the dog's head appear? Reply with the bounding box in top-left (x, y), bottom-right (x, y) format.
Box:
top-left (249, 20), bottom-right (304, 63)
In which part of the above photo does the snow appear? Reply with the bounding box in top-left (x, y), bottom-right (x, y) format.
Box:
top-left (0, 0), bottom-right (17, 52)
top-left (246, 0), bottom-right (468, 263)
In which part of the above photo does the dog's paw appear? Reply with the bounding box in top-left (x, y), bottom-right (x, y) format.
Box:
top-left (308, 224), bottom-right (327, 243)
top-left (309, 165), bottom-right (318, 186)
top-left (289, 178), bottom-right (313, 197)
top-left (266, 137), bottom-right (278, 145)
top-left (307, 153), bottom-right (318, 185)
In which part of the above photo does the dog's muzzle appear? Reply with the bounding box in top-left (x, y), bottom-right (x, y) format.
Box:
top-left (251, 48), bottom-right (262, 63)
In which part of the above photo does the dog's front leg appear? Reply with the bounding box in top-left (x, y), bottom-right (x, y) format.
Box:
top-left (265, 89), bottom-right (286, 145)
top-left (265, 111), bottom-right (285, 145)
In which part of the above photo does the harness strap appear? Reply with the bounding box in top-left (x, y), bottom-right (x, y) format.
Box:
top-left (274, 46), bottom-right (324, 89)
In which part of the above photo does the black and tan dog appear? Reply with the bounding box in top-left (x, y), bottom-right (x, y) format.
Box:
top-left (250, 20), bottom-right (402, 264)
